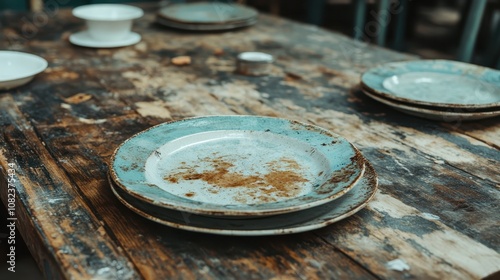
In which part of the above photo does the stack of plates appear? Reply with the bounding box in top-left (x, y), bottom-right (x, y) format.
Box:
top-left (156, 2), bottom-right (258, 31)
top-left (361, 60), bottom-right (500, 121)
top-left (109, 116), bottom-right (378, 236)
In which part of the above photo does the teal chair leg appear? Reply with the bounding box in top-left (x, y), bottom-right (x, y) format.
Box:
top-left (376, 0), bottom-right (390, 46)
top-left (457, 0), bottom-right (488, 62)
top-left (392, 0), bottom-right (409, 51)
top-left (353, 0), bottom-right (367, 40)
top-left (307, 0), bottom-right (325, 25)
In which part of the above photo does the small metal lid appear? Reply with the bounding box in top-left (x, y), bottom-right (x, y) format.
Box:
top-left (236, 51), bottom-right (274, 76)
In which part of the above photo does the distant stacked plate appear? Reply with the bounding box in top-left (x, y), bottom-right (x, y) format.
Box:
top-left (156, 2), bottom-right (258, 31)
top-left (361, 60), bottom-right (500, 121)
top-left (109, 116), bottom-right (378, 236)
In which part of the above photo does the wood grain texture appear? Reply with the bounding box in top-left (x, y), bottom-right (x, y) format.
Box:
top-left (0, 4), bottom-right (499, 279)
top-left (0, 96), bottom-right (139, 279)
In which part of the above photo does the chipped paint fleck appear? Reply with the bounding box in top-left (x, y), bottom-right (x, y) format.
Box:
top-left (421, 213), bottom-right (440, 220)
top-left (386, 259), bottom-right (410, 271)
top-left (135, 101), bottom-right (172, 119)
top-left (61, 103), bottom-right (72, 110)
top-left (78, 118), bottom-right (107, 124)
top-left (393, 157), bottom-right (413, 175)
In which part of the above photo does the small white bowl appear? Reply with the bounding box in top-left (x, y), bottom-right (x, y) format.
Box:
top-left (0, 51), bottom-right (48, 90)
top-left (72, 4), bottom-right (143, 42)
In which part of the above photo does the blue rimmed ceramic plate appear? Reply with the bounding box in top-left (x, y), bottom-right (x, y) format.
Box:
top-left (110, 116), bottom-right (365, 217)
top-left (107, 160), bottom-right (377, 236)
top-left (361, 60), bottom-right (500, 109)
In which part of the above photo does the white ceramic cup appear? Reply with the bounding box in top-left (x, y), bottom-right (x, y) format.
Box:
top-left (72, 4), bottom-right (143, 42)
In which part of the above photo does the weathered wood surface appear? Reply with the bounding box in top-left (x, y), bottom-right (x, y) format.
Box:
top-left (1, 4), bottom-right (499, 280)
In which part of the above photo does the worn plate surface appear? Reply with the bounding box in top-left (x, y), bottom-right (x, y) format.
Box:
top-left (362, 87), bottom-right (500, 121)
top-left (158, 2), bottom-right (257, 24)
top-left (0, 51), bottom-right (48, 90)
top-left (361, 60), bottom-right (500, 109)
top-left (108, 160), bottom-right (377, 236)
top-left (110, 116), bottom-right (365, 217)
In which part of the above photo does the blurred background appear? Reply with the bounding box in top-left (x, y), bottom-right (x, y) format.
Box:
top-left (251, 0), bottom-right (500, 68)
top-left (1, 0), bottom-right (499, 67)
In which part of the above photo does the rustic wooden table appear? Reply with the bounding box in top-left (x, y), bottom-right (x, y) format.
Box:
top-left (1, 4), bottom-right (499, 280)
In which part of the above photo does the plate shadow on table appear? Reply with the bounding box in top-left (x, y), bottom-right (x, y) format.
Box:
top-left (349, 87), bottom-right (427, 125)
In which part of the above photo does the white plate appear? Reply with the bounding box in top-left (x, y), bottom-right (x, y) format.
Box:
top-left (108, 160), bottom-right (378, 236)
top-left (110, 116), bottom-right (365, 217)
top-left (158, 2), bottom-right (257, 24)
top-left (69, 31), bottom-right (141, 48)
top-left (362, 87), bottom-right (500, 121)
top-left (361, 60), bottom-right (500, 109)
top-left (0, 51), bottom-right (48, 90)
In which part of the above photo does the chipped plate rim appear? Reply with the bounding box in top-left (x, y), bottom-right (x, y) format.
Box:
top-left (109, 116), bottom-right (365, 217)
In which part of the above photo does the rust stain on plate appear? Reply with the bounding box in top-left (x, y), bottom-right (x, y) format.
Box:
top-left (164, 156), bottom-right (308, 203)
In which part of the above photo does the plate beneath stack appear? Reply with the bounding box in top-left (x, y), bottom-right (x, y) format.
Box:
top-left (362, 87), bottom-right (500, 121)
top-left (108, 160), bottom-right (378, 236)
top-left (110, 116), bottom-right (366, 218)
top-left (156, 16), bottom-right (256, 31)
top-left (361, 60), bottom-right (500, 120)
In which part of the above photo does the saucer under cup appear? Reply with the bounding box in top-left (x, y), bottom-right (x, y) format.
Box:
top-left (86, 20), bottom-right (133, 41)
